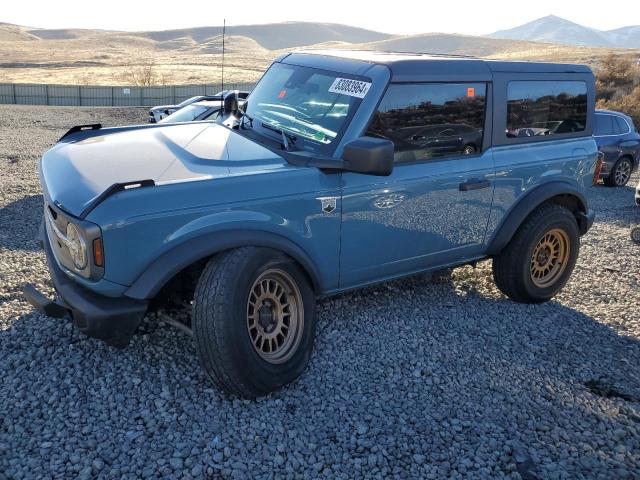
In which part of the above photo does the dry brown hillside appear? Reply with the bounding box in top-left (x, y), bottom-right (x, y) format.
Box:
top-left (0, 22), bottom-right (639, 86)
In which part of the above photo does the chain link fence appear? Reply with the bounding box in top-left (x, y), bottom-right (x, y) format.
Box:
top-left (0, 83), bottom-right (256, 107)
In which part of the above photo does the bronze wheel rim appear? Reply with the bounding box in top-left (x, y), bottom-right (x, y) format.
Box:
top-left (530, 228), bottom-right (570, 288)
top-left (246, 269), bottom-right (304, 364)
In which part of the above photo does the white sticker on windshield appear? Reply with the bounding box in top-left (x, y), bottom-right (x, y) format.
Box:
top-left (328, 78), bottom-right (371, 98)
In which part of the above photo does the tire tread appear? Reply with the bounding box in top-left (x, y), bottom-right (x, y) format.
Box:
top-left (193, 248), bottom-right (257, 397)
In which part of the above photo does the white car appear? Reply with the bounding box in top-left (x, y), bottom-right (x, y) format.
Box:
top-left (148, 91), bottom-right (249, 123)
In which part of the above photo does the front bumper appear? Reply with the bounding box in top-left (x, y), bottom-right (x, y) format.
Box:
top-left (23, 224), bottom-right (148, 347)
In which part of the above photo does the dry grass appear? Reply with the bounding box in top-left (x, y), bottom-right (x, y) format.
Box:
top-left (0, 33), bottom-right (272, 85)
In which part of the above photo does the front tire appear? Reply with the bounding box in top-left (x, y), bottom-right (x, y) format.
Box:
top-left (192, 247), bottom-right (316, 398)
top-left (492, 204), bottom-right (580, 303)
top-left (605, 157), bottom-right (632, 187)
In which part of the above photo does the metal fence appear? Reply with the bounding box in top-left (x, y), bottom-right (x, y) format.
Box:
top-left (0, 82), bottom-right (256, 107)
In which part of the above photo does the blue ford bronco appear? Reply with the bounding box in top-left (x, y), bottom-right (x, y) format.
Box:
top-left (25, 51), bottom-right (598, 397)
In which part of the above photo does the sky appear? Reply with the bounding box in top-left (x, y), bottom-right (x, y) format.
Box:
top-left (1, 0), bottom-right (637, 35)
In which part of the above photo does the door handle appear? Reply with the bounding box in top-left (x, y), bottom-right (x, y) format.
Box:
top-left (459, 179), bottom-right (490, 191)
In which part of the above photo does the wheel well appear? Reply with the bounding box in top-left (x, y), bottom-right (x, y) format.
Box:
top-left (487, 186), bottom-right (588, 256)
top-left (545, 194), bottom-right (584, 216)
top-left (148, 247), bottom-right (318, 310)
top-left (125, 230), bottom-right (323, 301)
top-left (619, 154), bottom-right (636, 167)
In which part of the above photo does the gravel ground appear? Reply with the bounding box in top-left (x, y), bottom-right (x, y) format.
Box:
top-left (1, 105), bottom-right (639, 479)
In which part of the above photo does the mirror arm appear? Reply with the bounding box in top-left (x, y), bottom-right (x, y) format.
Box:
top-left (306, 158), bottom-right (344, 171)
top-left (281, 151), bottom-right (344, 171)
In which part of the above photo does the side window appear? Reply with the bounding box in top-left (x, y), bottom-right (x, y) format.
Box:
top-left (595, 114), bottom-right (614, 136)
top-left (611, 117), bottom-right (622, 135)
top-left (365, 83), bottom-right (486, 163)
top-left (506, 81), bottom-right (587, 138)
top-left (615, 116), bottom-right (629, 134)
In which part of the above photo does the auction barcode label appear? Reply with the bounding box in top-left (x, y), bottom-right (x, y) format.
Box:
top-left (328, 78), bottom-right (371, 98)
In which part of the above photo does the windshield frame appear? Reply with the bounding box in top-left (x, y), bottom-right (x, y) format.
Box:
top-left (243, 61), bottom-right (372, 156)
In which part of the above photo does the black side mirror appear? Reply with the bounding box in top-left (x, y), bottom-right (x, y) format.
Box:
top-left (342, 137), bottom-right (394, 176)
top-left (223, 90), bottom-right (239, 114)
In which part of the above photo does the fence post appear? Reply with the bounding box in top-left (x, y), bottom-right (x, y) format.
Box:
top-left (111, 87), bottom-right (114, 107)
top-left (140, 88), bottom-right (143, 107)
top-left (171, 85), bottom-right (176, 104)
top-left (78, 85), bottom-right (82, 106)
top-left (45, 84), bottom-right (49, 105)
top-left (11, 83), bottom-right (16, 104)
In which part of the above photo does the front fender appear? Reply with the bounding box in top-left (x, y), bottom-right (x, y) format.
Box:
top-left (124, 229), bottom-right (323, 300)
top-left (486, 181), bottom-right (590, 256)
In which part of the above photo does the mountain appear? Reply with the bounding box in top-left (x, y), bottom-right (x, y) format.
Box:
top-left (352, 33), bottom-right (546, 58)
top-left (3, 21), bottom-right (392, 50)
top-left (606, 25), bottom-right (640, 49)
top-left (489, 15), bottom-right (640, 48)
top-left (1, 20), bottom-right (639, 86)
top-left (141, 22), bottom-right (392, 50)
top-left (0, 22), bottom-right (39, 41)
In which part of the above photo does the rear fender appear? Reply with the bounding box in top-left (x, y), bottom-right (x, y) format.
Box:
top-left (486, 181), bottom-right (589, 255)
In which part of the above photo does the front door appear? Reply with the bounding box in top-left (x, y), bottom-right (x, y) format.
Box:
top-left (339, 82), bottom-right (495, 288)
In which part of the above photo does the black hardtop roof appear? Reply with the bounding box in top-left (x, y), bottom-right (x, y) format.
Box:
top-left (292, 49), bottom-right (593, 81)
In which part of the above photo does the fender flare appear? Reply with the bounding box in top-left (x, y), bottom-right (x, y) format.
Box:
top-left (124, 230), bottom-right (323, 300)
top-left (486, 181), bottom-right (589, 256)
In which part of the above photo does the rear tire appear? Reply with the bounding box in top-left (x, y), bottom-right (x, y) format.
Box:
top-left (192, 247), bottom-right (316, 398)
top-left (492, 204), bottom-right (579, 303)
top-left (604, 157), bottom-right (632, 187)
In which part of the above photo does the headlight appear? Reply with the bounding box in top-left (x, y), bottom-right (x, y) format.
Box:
top-left (66, 223), bottom-right (87, 270)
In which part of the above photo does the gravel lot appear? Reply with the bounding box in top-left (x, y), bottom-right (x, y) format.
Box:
top-left (1, 105), bottom-right (639, 479)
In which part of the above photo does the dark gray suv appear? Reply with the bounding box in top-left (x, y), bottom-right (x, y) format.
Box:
top-left (594, 109), bottom-right (640, 187)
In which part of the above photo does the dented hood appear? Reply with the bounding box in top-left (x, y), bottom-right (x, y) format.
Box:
top-left (40, 122), bottom-right (285, 217)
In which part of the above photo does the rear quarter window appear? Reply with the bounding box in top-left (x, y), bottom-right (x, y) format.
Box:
top-left (614, 116), bottom-right (630, 134)
top-left (506, 81), bottom-right (587, 139)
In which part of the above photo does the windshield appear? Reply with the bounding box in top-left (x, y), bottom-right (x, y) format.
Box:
top-left (244, 63), bottom-right (368, 153)
top-left (160, 104), bottom-right (212, 123)
top-left (177, 96), bottom-right (203, 107)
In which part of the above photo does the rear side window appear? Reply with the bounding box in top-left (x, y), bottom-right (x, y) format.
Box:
top-left (614, 116), bottom-right (630, 134)
top-left (595, 114), bottom-right (615, 135)
top-left (366, 83), bottom-right (486, 163)
top-left (506, 81), bottom-right (587, 139)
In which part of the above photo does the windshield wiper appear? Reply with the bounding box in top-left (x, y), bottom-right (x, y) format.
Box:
top-left (261, 121), bottom-right (297, 151)
top-left (239, 109), bottom-right (254, 130)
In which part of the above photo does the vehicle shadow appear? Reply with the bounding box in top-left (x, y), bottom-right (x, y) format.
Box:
top-left (314, 269), bottom-right (640, 402)
top-left (0, 194), bottom-right (43, 252)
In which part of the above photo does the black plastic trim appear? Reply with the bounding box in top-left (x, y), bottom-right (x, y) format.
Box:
top-left (78, 179), bottom-right (155, 219)
top-left (23, 230), bottom-right (148, 347)
top-left (59, 124), bottom-right (102, 142)
top-left (125, 230), bottom-right (323, 300)
top-left (486, 181), bottom-right (591, 255)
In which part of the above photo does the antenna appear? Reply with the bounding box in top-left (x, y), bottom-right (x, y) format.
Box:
top-left (221, 19), bottom-right (226, 93)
